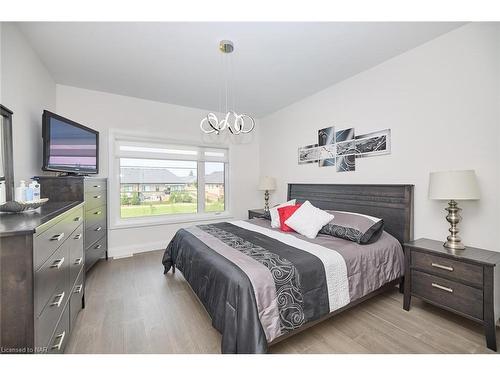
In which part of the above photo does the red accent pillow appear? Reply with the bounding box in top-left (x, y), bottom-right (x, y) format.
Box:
top-left (277, 204), bottom-right (302, 232)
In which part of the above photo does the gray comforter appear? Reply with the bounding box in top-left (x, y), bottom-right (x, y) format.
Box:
top-left (162, 218), bottom-right (403, 353)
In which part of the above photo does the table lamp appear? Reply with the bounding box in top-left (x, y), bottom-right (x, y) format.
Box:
top-left (258, 176), bottom-right (276, 212)
top-left (428, 170), bottom-right (480, 250)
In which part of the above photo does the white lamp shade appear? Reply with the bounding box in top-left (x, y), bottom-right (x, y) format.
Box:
top-left (258, 176), bottom-right (276, 191)
top-left (428, 170), bottom-right (480, 200)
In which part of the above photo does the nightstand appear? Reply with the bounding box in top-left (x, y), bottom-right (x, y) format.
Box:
top-left (403, 238), bottom-right (500, 351)
top-left (248, 209), bottom-right (267, 219)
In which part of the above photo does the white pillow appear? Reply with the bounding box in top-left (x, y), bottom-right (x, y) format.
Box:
top-left (285, 201), bottom-right (334, 239)
top-left (270, 199), bottom-right (296, 228)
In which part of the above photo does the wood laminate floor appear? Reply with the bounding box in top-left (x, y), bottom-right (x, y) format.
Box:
top-left (65, 250), bottom-right (499, 354)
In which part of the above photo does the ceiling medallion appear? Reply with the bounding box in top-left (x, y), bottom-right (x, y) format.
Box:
top-left (200, 40), bottom-right (255, 135)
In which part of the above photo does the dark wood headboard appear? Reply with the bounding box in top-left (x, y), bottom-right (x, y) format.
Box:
top-left (287, 183), bottom-right (414, 244)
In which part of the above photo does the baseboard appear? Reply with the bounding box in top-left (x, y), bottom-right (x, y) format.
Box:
top-left (109, 240), bottom-right (167, 259)
top-left (112, 254), bottom-right (134, 260)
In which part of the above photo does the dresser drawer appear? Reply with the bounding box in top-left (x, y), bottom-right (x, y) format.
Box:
top-left (84, 179), bottom-right (106, 193)
top-left (35, 241), bottom-right (70, 317)
top-left (34, 206), bottom-right (84, 270)
top-left (69, 226), bottom-right (84, 287)
top-left (85, 204), bottom-right (106, 229)
top-left (85, 235), bottom-right (107, 271)
top-left (411, 251), bottom-right (483, 287)
top-left (47, 305), bottom-right (70, 354)
top-left (69, 270), bottom-right (84, 331)
top-left (85, 219), bottom-right (107, 249)
top-left (411, 270), bottom-right (483, 320)
top-left (85, 191), bottom-right (107, 211)
top-left (35, 275), bottom-right (70, 350)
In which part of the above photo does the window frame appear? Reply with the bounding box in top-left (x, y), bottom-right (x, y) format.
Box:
top-left (109, 130), bottom-right (231, 230)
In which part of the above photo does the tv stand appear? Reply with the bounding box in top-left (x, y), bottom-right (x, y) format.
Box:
top-left (34, 176), bottom-right (108, 272)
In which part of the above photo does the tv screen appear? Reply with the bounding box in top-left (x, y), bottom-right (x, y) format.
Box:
top-left (42, 110), bottom-right (99, 174)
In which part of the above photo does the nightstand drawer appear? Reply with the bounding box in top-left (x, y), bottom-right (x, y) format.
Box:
top-left (411, 251), bottom-right (483, 287)
top-left (412, 270), bottom-right (483, 320)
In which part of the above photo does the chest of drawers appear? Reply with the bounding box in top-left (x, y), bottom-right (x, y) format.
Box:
top-left (403, 238), bottom-right (500, 352)
top-left (0, 202), bottom-right (85, 353)
top-left (34, 176), bottom-right (108, 272)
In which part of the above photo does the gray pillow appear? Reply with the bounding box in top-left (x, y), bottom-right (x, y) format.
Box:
top-left (319, 210), bottom-right (384, 244)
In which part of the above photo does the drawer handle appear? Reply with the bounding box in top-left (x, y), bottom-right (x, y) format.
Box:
top-left (74, 216), bottom-right (82, 222)
top-left (431, 282), bottom-right (453, 293)
top-left (93, 185), bottom-right (101, 188)
top-left (74, 257), bottom-right (83, 266)
top-left (93, 195), bottom-right (101, 199)
top-left (50, 257), bottom-right (65, 269)
top-left (50, 291), bottom-right (65, 307)
top-left (95, 226), bottom-right (102, 232)
top-left (431, 262), bottom-right (454, 272)
top-left (51, 331), bottom-right (66, 351)
top-left (94, 244), bottom-right (102, 249)
top-left (94, 211), bottom-right (102, 215)
top-left (50, 233), bottom-right (65, 241)
top-left (74, 284), bottom-right (83, 294)
top-left (74, 234), bottom-right (82, 240)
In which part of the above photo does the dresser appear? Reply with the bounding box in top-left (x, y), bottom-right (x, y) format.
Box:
top-left (0, 202), bottom-right (85, 353)
top-left (403, 238), bottom-right (500, 351)
top-left (34, 176), bottom-right (108, 272)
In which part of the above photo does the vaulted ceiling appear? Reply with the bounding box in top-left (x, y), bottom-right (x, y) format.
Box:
top-left (18, 22), bottom-right (464, 117)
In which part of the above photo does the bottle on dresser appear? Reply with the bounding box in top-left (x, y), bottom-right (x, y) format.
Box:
top-left (0, 181), bottom-right (6, 204)
top-left (13, 179), bottom-right (41, 202)
top-left (30, 180), bottom-right (40, 200)
top-left (15, 180), bottom-right (27, 201)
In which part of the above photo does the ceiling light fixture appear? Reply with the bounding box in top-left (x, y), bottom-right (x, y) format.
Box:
top-left (200, 40), bottom-right (255, 135)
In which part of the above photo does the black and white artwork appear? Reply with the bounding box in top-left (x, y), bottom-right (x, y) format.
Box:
top-left (298, 144), bottom-right (320, 164)
top-left (336, 155), bottom-right (356, 172)
top-left (298, 126), bottom-right (391, 172)
top-left (317, 126), bottom-right (336, 167)
top-left (355, 129), bottom-right (391, 157)
top-left (319, 157), bottom-right (336, 167)
top-left (335, 128), bottom-right (354, 143)
top-left (318, 143), bottom-right (336, 159)
top-left (336, 140), bottom-right (357, 156)
top-left (318, 126), bottom-right (335, 146)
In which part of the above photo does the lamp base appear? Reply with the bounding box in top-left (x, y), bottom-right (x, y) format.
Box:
top-left (443, 240), bottom-right (466, 251)
top-left (443, 200), bottom-right (466, 250)
top-left (264, 190), bottom-right (270, 212)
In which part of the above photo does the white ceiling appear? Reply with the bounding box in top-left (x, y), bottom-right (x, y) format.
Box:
top-left (18, 22), bottom-right (464, 117)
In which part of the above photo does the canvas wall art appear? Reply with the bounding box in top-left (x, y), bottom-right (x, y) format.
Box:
top-left (297, 126), bottom-right (391, 172)
top-left (298, 144), bottom-right (320, 164)
top-left (318, 126), bottom-right (336, 167)
top-left (355, 129), bottom-right (391, 157)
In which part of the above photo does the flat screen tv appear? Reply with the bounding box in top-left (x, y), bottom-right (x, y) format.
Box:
top-left (42, 110), bottom-right (99, 174)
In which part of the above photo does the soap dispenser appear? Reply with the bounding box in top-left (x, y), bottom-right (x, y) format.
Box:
top-left (15, 180), bottom-right (27, 202)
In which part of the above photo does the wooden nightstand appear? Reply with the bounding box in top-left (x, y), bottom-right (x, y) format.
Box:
top-left (403, 238), bottom-right (500, 351)
top-left (248, 209), bottom-right (267, 219)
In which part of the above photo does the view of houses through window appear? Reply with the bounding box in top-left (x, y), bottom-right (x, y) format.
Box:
top-left (120, 158), bottom-right (225, 218)
top-left (205, 162), bottom-right (225, 212)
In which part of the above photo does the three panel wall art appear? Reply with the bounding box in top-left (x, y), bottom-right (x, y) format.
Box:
top-left (297, 126), bottom-right (391, 172)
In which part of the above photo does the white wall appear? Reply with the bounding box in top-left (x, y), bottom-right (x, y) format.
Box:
top-left (260, 23), bottom-right (500, 250)
top-left (0, 23), bottom-right (56, 181)
top-left (56, 85), bottom-right (261, 257)
top-left (0, 23), bottom-right (3, 102)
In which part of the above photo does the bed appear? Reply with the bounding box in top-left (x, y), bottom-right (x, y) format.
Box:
top-left (162, 183), bottom-right (414, 353)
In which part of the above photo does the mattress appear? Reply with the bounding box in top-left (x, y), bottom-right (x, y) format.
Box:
top-left (162, 218), bottom-right (404, 353)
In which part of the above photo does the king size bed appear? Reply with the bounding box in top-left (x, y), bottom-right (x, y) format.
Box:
top-left (162, 183), bottom-right (414, 353)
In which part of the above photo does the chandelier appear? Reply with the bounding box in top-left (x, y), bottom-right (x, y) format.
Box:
top-left (200, 40), bottom-right (255, 135)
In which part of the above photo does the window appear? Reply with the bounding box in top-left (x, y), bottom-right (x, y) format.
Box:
top-left (205, 162), bottom-right (225, 212)
top-left (114, 139), bottom-right (228, 222)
